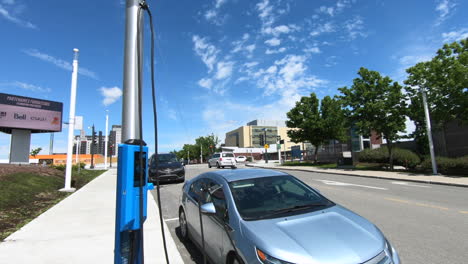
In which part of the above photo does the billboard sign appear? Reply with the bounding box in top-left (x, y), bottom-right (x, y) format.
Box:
top-left (0, 93), bottom-right (63, 133)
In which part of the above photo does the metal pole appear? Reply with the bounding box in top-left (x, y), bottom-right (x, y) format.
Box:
top-left (104, 110), bottom-right (109, 169)
top-left (49, 133), bottom-right (54, 154)
top-left (61, 48), bottom-right (79, 192)
top-left (90, 124), bottom-right (95, 169)
top-left (121, 0), bottom-right (142, 142)
top-left (421, 87), bottom-right (438, 175)
top-left (264, 129), bottom-right (268, 163)
top-left (200, 144), bottom-right (203, 163)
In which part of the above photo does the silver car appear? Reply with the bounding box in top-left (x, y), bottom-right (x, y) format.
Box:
top-left (208, 152), bottom-right (237, 169)
top-left (178, 169), bottom-right (400, 264)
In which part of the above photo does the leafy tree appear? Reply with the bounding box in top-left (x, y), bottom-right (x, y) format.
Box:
top-left (30, 147), bottom-right (42, 158)
top-left (195, 133), bottom-right (220, 160)
top-left (405, 38), bottom-right (468, 154)
top-left (339, 67), bottom-right (407, 170)
top-left (286, 93), bottom-right (347, 163)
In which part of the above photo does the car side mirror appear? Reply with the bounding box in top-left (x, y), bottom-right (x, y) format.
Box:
top-left (200, 202), bottom-right (216, 215)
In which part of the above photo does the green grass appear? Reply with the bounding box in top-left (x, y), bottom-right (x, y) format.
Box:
top-left (0, 169), bottom-right (105, 241)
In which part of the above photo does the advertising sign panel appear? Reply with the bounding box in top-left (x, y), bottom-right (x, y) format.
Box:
top-left (0, 93), bottom-right (63, 133)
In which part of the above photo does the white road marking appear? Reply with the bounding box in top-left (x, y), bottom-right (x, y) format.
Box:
top-left (164, 217), bottom-right (179, 222)
top-left (314, 179), bottom-right (388, 190)
top-left (391, 181), bottom-right (431, 188)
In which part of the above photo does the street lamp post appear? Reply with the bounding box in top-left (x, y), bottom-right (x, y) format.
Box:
top-left (104, 110), bottom-right (109, 170)
top-left (420, 87), bottom-right (438, 175)
top-left (61, 48), bottom-right (79, 192)
top-left (263, 128), bottom-right (268, 163)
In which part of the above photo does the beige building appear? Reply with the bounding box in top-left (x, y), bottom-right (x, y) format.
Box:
top-left (225, 120), bottom-right (308, 152)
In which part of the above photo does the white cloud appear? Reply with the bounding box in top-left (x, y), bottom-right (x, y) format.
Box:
top-left (244, 62), bottom-right (259, 68)
top-left (344, 16), bottom-right (367, 40)
top-left (231, 34), bottom-right (255, 56)
top-left (310, 22), bottom-right (335, 36)
top-left (198, 78), bottom-right (213, 89)
top-left (303, 47), bottom-right (321, 54)
top-left (442, 28), bottom-right (468, 43)
top-left (22, 49), bottom-right (99, 79)
top-left (435, 0), bottom-right (456, 26)
top-left (399, 55), bottom-right (432, 66)
top-left (265, 38), bottom-right (281, 46)
top-left (215, 61), bottom-right (234, 80)
top-left (0, 81), bottom-right (51, 93)
top-left (204, 0), bottom-right (228, 25)
top-left (99, 86), bottom-right (122, 106)
top-left (265, 47), bottom-right (287, 54)
top-left (192, 35), bottom-right (219, 72)
top-left (316, 0), bottom-right (352, 17)
top-left (0, 4), bottom-right (36, 29)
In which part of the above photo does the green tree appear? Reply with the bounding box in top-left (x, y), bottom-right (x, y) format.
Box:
top-left (405, 38), bottom-right (468, 154)
top-left (195, 133), bottom-right (220, 161)
top-left (339, 67), bottom-right (407, 170)
top-left (286, 93), bottom-right (347, 163)
top-left (30, 147), bottom-right (42, 158)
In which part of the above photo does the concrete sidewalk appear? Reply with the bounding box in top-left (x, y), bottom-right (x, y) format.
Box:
top-left (0, 169), bottom-right (183, 264)
top-left (247, 162), bottom-right (468, 188)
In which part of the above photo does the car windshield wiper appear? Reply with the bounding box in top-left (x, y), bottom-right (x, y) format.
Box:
top-left (268, 203), bottom-right (326, 216)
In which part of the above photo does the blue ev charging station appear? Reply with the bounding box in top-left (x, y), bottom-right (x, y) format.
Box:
top-left (114, 144), bottom-right (153, 264)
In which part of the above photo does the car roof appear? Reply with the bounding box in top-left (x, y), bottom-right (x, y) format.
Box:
top-left (202, 168), bottom-right (289, 183)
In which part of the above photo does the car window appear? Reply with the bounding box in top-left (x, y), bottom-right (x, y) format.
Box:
top-left (158, 154), bottom-right (178, 163)
top-left (188, 179), bottom-right (209, 204)
top-left (229, 175), bottom-right (333, 220)
top-left (205, 179), bottom-right (228, 222)
top-left (214, 154), bottom-right (220, 158)
top-left (222, 153), bottom-right (234, 157)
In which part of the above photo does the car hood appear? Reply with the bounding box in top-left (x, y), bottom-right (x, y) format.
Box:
top-left (241, 205), bottom-right (384, 264)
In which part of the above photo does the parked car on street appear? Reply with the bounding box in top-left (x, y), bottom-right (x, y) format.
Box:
top-left (179, 169), bottom-right (400, 264)
top-left (235, 155), bottom-right (247, 163)
top-left (208, 152), bottom-right (237, 169)
top-left (149, 153), bottom-right (185, 183)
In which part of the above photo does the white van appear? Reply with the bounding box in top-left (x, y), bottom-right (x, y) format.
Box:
top-left (208, 152), bottom-right (237, 169)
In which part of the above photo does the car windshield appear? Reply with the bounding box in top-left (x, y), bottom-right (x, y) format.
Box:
top-left (157, 154), bottom-right (178, 163)
top-left (229, 175), bottom-right (333, 220)
top-left (222, 153), bottom-right (234, 157)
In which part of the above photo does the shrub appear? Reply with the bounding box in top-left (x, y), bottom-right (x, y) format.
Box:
top-left (246, 157), bottom-right (253, 162)
top-left (358, 147), bottom-right (420, 169)
top-left (420, 156), bottom-right (468, 176)
top-left (50, 164), bottom-right (66, 171)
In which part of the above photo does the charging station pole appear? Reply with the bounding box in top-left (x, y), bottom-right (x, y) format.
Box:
top-left (115, 1), bottom-right (153, 263)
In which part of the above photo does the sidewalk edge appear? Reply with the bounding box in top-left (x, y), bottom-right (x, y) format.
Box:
top-left (245, 164), bottom-right (468, 188)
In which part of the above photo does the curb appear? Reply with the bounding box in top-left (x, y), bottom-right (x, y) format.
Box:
top-left (245, 164), bottom-right (468, 188)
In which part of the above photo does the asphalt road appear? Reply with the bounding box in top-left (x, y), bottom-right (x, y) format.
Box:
top-left (150, 164), bottom-right (468, 264)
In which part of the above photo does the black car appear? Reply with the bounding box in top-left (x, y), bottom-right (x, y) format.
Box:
top-left (148, 153), bottom-right (185, 183)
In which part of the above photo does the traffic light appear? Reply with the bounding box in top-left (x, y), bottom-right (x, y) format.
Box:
top-left (259, 134), bottom-right (264, 146)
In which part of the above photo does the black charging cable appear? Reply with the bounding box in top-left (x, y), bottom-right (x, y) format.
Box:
top-left (138, 1), bottom-right (170, 264)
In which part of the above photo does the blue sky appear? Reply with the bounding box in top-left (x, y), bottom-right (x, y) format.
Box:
top-left (0, 0), bottom-right (467, 158)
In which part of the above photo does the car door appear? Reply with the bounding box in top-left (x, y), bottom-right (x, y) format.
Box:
top-left (203, 179), bottom-right (230, 264)
top-left (186, 178), bottom-right (208, 246)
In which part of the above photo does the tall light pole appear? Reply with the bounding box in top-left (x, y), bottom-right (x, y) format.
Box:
top-left (104, 110), bottom-right (109, 169)
top-left (61, 48), bottom-right (79, 192)
top-left (200, 144), bottom-right (203, 163)
top-left (421, 87), bottom-right (438, 175)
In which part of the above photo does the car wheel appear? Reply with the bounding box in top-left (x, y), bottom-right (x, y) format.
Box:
top-left (222, 166), bottom-right (225, 169)
top-left (231, 166), bottom-right (236, 169)
top-left (217, 162), bottom-right (220, 168)
top-left (208, 163), bottom-right (212, 168)
top-left (179, 209), bottom-right (189, 242)
top-left (230, 254), bottom-right (244, 264)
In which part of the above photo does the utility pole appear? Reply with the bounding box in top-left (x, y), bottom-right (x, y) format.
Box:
top-left (421, 87), bottom-right (438, 175)
top-left (61, 48), bottom-right (79, 192)
top-left (49, 133), bottom-right (54, 154)
top-left (263, 128), bottom-right (268, 163)
top-left (200, 144), bottom-right (203, 163)
top-left (277, 136), bottom-right (281, 163)
top-left (104, 110), bottom-right (109, 169)
top-left (187, 150), bottom-right (190, 165)
top-left (90, 124), bottom-right (95, 169)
